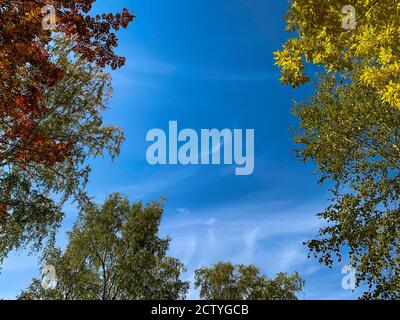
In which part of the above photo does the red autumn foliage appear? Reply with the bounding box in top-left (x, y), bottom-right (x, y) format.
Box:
top-left (0, 1), bottom-right (134, 167)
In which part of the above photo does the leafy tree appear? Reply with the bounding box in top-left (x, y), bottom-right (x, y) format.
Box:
top-left (18, 193), bottom-right (189, 300)
top-left (274, 0), bottom-right (400, 107)
top-left (0, 1), bottom-right (134, 167)
top-left (275, 1), bottom-right (400, 298)
top-left (0, 38), bottom-right (124, 265)
top-left (1, 1), bottom-right (133, 265)
top-left (293, 73), bottom-right (400, 299)
top-left (194, 262), bottom-right (304, 300)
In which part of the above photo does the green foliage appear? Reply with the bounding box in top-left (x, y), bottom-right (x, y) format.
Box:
top-left (0, 37), bottom-right (124, 265)
top-left (294, 73), bottom-right (400, 299)
top-left (276, 0), bottom-right (400, 299)
top-left (194, 262), bottom-right (304, 300)
top-left (18, 193), bottom-right (189, 300)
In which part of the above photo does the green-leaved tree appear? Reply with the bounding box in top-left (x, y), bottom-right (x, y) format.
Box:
top-left (18, 193), bottom-right (189, 300)
top-left (194, 262), bottom-right (304, 300)
top-left (0, 38), bottom-right (123, 266)
top-left (275, 0), bottom-right (400, 299)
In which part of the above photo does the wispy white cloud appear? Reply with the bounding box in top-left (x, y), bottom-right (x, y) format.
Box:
top-left (115, 46), bottom-right (275, 84)
top-left (125, 57), bottom-right (176, 76)
top-left (0, 250), bottom-right (39, 299)
top-left (112, 168), bottom-right (198, 201)
top-left (176, 207), bottom-right (191, 215)
top-left (243, 227), bottom-right (261, 249)
top-left (110, 56), bottom-right (176, 92)
top-left (160, 197), bottom-right (325, 299)
top-left (278, 242), bottom-right (308, 271)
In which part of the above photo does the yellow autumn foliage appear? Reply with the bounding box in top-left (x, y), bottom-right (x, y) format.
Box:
top-left (274, 0), bottom-right (400, 108)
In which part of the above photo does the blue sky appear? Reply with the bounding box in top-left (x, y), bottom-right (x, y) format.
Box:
top-left (0, 0), bottom-right (363, 299)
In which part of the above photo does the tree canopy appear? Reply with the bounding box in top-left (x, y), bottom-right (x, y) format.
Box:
top-left (0, 1), bottom-right (134, 168)
top-left (194, 262), bottom-right (304, 300)
top-left (276, 0), bottom-right (400, 298)
top-left (0, 37), bottom-right (124, 265)
top-left (274, 0), bottom-right (400, 109)
top-left (19, 193), bottom-right (189, 300)
top-left (0, 1), bottom-right (134, 263)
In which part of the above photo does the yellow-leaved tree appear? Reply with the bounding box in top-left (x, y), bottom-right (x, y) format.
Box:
top-left (276, 1), bottom-right (400, 299)
top-left (275, 0), bottom-right (400, 107)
